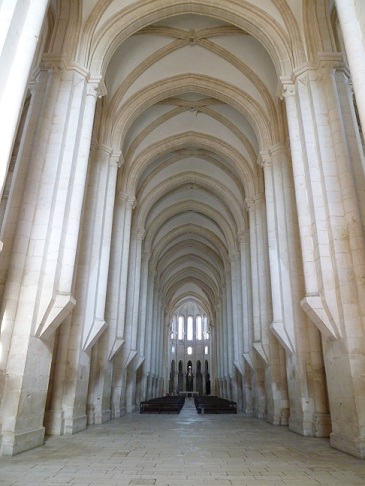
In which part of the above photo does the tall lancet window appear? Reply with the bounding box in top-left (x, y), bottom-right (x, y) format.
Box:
top-left (196, 315), bottom-right (202, 340)
top-left (178, 316), bottom-right (184, 340)
top-left (187, 316), bottom-right (193, 341)
top-left (204, 316), bottom-right (209, 340)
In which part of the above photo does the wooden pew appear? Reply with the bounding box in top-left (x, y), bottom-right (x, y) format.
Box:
top-left (194, 396), bottom-right (237, 414)
top-left (140, 395), bottom-right (185, 414)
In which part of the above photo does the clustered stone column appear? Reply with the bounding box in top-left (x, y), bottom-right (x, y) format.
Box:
top-left (281, 56), bottom-right (365, 455)
top-left (335, 0), bottom-right (365, 136)
top-left (0, 0), bottom-right (49, 206)
top-left (0, 57), bottom-right (102, 455)
top-left (260, 142), bottom-right (330, 436)
top-left (124, 227), bottom-right (145, 412)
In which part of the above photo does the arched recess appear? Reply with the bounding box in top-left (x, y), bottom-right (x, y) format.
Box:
top-left (47, 0), bottom-right (82, 58)
top-left (303, 0), bottom-right (337, 60)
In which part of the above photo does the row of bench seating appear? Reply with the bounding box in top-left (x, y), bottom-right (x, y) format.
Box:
top-left (140, 395), bottom-right (185, 414)
top-left (194, 395), bottom-right (237, 414)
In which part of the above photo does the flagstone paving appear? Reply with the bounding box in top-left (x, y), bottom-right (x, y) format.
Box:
top-left (1, 399), bottom-right (365, 485)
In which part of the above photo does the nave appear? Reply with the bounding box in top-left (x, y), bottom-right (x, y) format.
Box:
top-left (1, 401), bottom-right (365, 486)
top-left (2, 0), bottom-right (365, 461)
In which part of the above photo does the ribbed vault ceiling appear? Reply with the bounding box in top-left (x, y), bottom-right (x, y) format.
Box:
top-left (102, 13), bottom-right (281, 325)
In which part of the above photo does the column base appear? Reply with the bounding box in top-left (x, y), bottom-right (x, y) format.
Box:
top-left (44, 409), bottom-right (65, 435)
top-left (330, 432), bottom-right (365, 459)
top-left (64, 414), bottom-right (87, 435)
top-left (95, 410), bottom-right (111, 424)
top-left (265, 392), bottom-right (289, 425)
top-left (111, 406), bottom-right (126, 419)
top-left (87, 406), bottom-right (112, 425)
top-left (1, 427), bottom-right (45, 456)
top-left (312, 413), bottom-right (331, 437)
top-left (289, 417), bottom-right (313, 436)
top-left (87, 404), bottom-right (95, 425)
top-left (266, 407), bottom-right (289, 426)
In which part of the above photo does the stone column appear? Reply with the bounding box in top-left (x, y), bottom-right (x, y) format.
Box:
top-left (52, 143), bottom-right (120, 436)
top-left (282, 59), bottom-right (365, 455)
top-left (237, 232), bottom-right (254, 412)
top-left (136, 251), bottom-right (151, 402)
top-left (244, 199), bottom-right (256, 364)
top-left (222, 272), bottom-right (230, 398)
top-left (260, 146), bottom-right (318, 432)
top-left (149, 281), bottom-right (160, 398)
top-left (144, 270), bottom-right (156, 399)
top-left (254, 192), bottom-right (272, 356)
top-left (257, 152), bottom-right (288, 425)
top-left (82, 147), bottom-right (121, 351)
top-left (0, 0), bottom-right (49, 203)
top-left (238, 233), bottom-right (252, 353)
top-left (229, 252), bottom-right (242, 405)
top-left (214, 299), bottom-right (223, 391)
top-left (106, 194), bottom-right (125, 418)
top-left (108, 194), bottom-right (135, 360)
top-left (232, 246), bottom-right (245, 410)
top-left (108, 193), bottom-right (135, 417)
top-left (156, 298), bottom-right (164, 394)
top-left (260, 153), bottom-right (295, 354)
top-left (335, 0), bottom-right (365, 135)
top-left (230, 252), bottom-right (243, 365)
top-left (131, 230), bottom-right (146, 352)
top-left (157, 299), bottom-right (164, 397)
top-left (125, 228), bottom-right (145, 411)
top-left (0, 61), bottom-right (101, 455)
top-left (255, 193), bottom-right (271, 418)
top-left (279, 140), bottom-right (328, 435)
top-left (80, 148), bottom-right (120, 424)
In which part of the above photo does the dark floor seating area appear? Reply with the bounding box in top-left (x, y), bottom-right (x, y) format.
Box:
top-left (140, 395), bottom-right (185, 414)
top-left (194, 395), bottom-right (237, 414)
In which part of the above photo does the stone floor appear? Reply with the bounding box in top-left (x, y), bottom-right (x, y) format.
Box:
top-left (1, 399), bottom-right (365, 485)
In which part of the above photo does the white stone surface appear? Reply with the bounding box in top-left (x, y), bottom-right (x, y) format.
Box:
top-left (0, 0), bottom-right (365, 461)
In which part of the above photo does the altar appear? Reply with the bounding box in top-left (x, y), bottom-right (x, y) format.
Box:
top-left (178, 391), bottom-right (199, 398)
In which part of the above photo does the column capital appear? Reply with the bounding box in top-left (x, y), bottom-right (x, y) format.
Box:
top-left (37, 55), bottom-right (86, 78)
top-left (237, 231), bottom-right (247, 245)
top-left (278, 78), bottom-right (296, 100)
top-left (118, 153), bottom-right (125, 167)
top-left (110, 151), bottom-right (122, 168)
top-left (116, 192), bottom-right (136, 207)
top-left (90, 139), bottom-right (99, 152)
top-left (268, 142), bottom-right (288, 157)
top-left (315, 53), bottom-right (346, 72)
top-left (244, 197), bottom-right (255, 212)
top-left (224, 262), bottom-right (231, 277)
top-left (137, 228), bottom-right (146, 242)
top-left (281, 55), bottom-right (346, 88)
top-left (258, 151), bottom-right (272, 169)
top-left (36, 59), bottom-right (65, 79)
top-left (87, 78), bottom-right (107, 99)
top-left (28, 78), bottom-right (37, 95)
top-left (97, 143), bottom-right (112, 155)
top-left (148, 270), bottom-right (157, 280)
top-left (253, 192), bottom-right (265, 203)
top-left (229, 252), bottom-right (240, 264)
